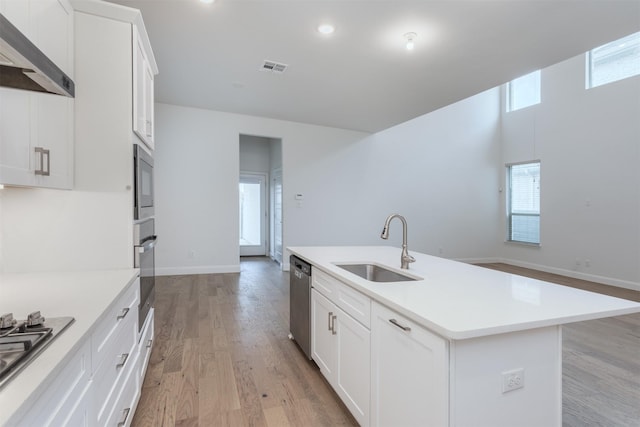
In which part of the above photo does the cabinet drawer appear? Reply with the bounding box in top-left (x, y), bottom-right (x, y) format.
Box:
top-left (335, 280), bottom-right (371, 329)
top-left (138, 308), bottom-right (154, 383)
top-left (12, 340), bottom-right (91, 426)
top-left (105, 349), bottom-right (141, 427)
top-left (92, 279), bottom-right (139, 371)
top-left (312, 268), bottom-right (337, 299)
top-left (91, 304), bottom-right (138, 426)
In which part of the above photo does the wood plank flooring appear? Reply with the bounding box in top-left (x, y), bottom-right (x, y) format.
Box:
top-left (131, 257), bottom-right (357, 427)
top-left (133, 258), bottom-right (639, 427)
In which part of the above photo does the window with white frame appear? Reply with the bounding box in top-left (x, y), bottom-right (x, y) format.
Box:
top-left (587, 31), bottom-right (640, 89)
top-left (506, 70), bottom-right (541, 112)
top-left (507, 161), bottom-right (540, 245)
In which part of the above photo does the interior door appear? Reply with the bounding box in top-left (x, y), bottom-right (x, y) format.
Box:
top-left (239, 173), bottom-right (267, 256)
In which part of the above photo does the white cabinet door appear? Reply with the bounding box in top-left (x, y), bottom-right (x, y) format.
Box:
top-left (0, 89), bottom-right (34, 186)
top-left (335, 306), bottom-right (370, 426)
top-left (371, 302), bottom-right (449, 427)
top-left (312, 288), bottom-right (370, 426)
top-left (132, 25), bottom-right (154, 150)
top-left (311, 288), bottom-right (337, 378)
top-left (0, 0), bottom-right (73, 189)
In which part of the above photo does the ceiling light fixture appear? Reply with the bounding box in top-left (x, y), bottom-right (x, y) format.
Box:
top-left (404, 32), bottom-right (417, 51)
top-left (200, 0), bottom-right (215, 4)
top-left (318, 24), bottom-right (335, 35)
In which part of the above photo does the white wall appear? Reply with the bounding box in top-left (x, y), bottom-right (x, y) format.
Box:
top-left (239, 135), bottom-right (271, 173)
top-left (0, 188), bottom-right (133, 273)
top-left (500, 54), bottom-right (640, 288)
top-left (154, 87), bottom-right (501, 275)
top-left (153, 104), bottom-right (368, 275)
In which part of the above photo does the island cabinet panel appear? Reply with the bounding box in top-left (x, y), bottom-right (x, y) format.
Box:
top-left (450, 326), bottom-right (562, 427)
top-left (371, 301), bottom-right (449, 427)
top-left (311, 288), bottom-right (371, 426)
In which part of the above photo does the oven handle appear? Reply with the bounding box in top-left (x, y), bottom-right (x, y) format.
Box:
top-left (136, 236), bottom-right (157, 253)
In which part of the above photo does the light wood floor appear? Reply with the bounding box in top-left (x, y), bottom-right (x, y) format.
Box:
top-left (133, 258), bottom-right (639, 427)
top-left (131, 257), bottom-right (357, 427)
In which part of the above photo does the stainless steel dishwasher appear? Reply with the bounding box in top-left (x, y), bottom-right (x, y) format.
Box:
top-left (289, 255), bottom-right (312, 359)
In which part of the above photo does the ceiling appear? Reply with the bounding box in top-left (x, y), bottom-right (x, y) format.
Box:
top-left (106, 0), bottom-right (640, 133)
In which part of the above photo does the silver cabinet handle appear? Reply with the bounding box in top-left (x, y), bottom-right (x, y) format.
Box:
top-left (146, 119), bottom-right (152, 137)
top-left (117, 307), bottom-right (130, 320)
top-left (116, 353), bottom-right (129, 368)
top-left (389, 318), bottom-right (411, 332)
top-left (34, 147), bottom-right (50, 176)
top-left (146, 339), bottom-right (153, 349)
top-left (328, 312), bottom-right (333, 331)
top-left (331, 315), bottom-right (337, 335)
top-left (117, 407), bottom-right (131, 427)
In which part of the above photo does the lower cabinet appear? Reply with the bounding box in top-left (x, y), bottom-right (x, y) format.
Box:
top-left (8, 278), bottom-right (152, 427)
top-left (311, 288), bottom-right (370, 426)
top-left (371, 301), bottom-right (449, 427)
top-left (13, 340), bottom-right (92, 426)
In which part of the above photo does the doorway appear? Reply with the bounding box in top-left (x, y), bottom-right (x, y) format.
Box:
top-left (238, 134), bottom-right (283, 262)
top-left (239, 173), bottom-right (267, 256)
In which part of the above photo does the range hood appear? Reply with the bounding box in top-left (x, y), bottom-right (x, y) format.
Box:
top-left (0, 13), bottom-right (74, 97)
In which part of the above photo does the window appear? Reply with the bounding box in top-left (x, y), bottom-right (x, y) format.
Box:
top-left (587, 31), bottom-right (640, 88)
top-left (507, 70), bottom-right (541, 112)
top-left (507, 161), bottom-right (540, 244)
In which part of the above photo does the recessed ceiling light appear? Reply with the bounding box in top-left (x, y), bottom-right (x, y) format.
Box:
top-left (200, 0), bottom-right (215, 4)
top-left (318, 24), bottom-right (335, 35)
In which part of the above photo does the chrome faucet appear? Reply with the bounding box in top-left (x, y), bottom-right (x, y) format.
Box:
top-left (380, 214), bottom-right (415, 269)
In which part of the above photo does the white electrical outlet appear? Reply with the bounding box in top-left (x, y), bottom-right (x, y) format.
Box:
top-left (502, 368), bottom-right (525, 393)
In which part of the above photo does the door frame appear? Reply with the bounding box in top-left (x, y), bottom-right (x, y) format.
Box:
top-left (239, 171), bottom-right (268, 256)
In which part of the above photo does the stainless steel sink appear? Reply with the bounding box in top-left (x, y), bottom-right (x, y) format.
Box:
top-left (336, 263), bottom-right (420, 282)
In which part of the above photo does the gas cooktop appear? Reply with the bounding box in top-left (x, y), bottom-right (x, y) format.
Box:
top-left (0, 312), bottom-right (74, 390)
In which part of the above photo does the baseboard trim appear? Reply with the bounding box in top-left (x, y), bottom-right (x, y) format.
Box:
top-left (493, 258), bottom-right (640, 292)
top-left (156, 265), bottom-right (240, 276)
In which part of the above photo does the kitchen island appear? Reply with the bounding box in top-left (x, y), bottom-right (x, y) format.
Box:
top-left (0, 269), bottom-right (143, 426)
top-left (288, 246), bottom-right (640, 427)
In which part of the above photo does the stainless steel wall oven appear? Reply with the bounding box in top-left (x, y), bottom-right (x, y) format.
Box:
top-left (134, 144), bottom-right (154, 220)
top-left (134, 218), bottom-right (156, 332)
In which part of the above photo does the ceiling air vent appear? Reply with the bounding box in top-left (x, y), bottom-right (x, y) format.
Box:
top-left (260, 60), bottom-right (288, 74)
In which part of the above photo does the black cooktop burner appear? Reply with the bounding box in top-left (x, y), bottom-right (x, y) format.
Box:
top-left (0, 314), bottom-right (74, 389)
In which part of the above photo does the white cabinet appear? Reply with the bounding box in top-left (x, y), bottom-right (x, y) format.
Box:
top-left (311, 273), bottom-right (371, 427)
top-left (13, 340), bottom-right (92, 427)
top-left (132, 25), bottom-right (155, 150)
top-left (73, 3), bottom-right (158, 192)
top-left (90, 279), bottom-right (139, 426)
top-left (371, 301), bottom-right (449, 427)
top-left (138, 307), bottom-right (155, 383)
top-left (0, 0), bottom-right (74, 189)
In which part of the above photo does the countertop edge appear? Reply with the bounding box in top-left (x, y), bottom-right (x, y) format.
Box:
top-left (288, 246), bottom-right (640, 341)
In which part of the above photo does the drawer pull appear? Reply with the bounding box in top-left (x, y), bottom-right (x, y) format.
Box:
top-left (331, 315), bottom-right (337, 335)
top-left (116, 353), bottom-right (129, 368)
top-left (328, 312), bottom-right (333, 331)
top-left (146, 339), bottom-right (153, 349)
top-left (389, 318), bottom-right (411, 332)
top-left (117, 407), bottom-right (131, 427)
top-left (117, 307), bottom-right (130, 320)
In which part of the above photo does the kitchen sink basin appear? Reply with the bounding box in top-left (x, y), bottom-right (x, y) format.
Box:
top-left (336, 263), bottom-right (420, 282)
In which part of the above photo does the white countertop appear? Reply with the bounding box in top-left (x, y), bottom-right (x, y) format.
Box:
top-left (0, 269), bottom-right (139, 426)
top-left (288, 246), bottom-right (640, 340)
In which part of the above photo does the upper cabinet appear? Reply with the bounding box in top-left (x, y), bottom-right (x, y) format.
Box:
top-left (72, 0), bottom-right (158, 193)
top-left (0, 0), bottom-right (74, 189)
top-left (133, 26), bottom-right (155, 150)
